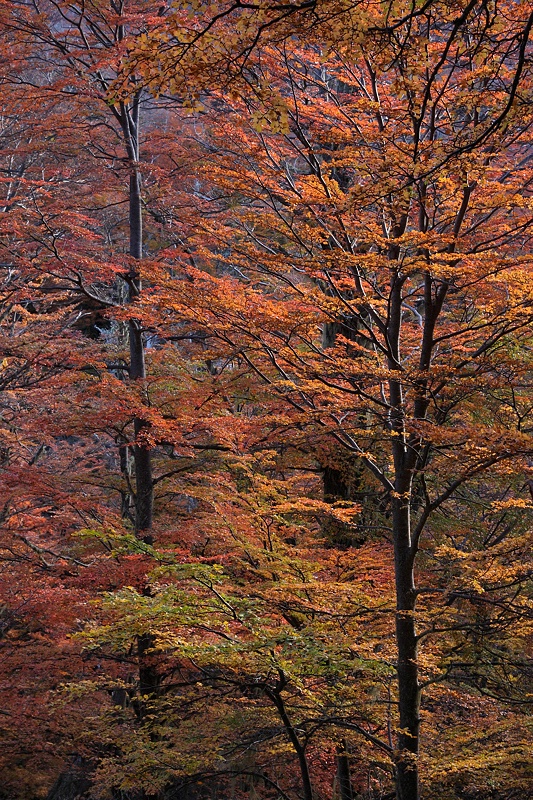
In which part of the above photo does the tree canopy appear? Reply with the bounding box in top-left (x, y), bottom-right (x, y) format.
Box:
top-left (0, 3), bottom-right (532, 800)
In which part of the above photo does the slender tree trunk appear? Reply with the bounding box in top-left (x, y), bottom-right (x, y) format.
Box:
top-left (392, 496), bottom-right (420, 800)
top-left (336, 740), bottom-right (353, 800)
top-left (121, 96), bottom-right (159, 727)
top-left (122, 95), bottom-right (154, 542)
top-left (386, 268), bottom-right (420, 800)
top-left (267, 684), bottom-right (314, 800)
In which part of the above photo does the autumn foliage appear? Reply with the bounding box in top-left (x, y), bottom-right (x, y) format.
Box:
top-left (0, 2), bottom-right (532, 800)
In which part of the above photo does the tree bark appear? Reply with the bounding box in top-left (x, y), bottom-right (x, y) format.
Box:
top-left (336, 740), bottom-right (353, 800)
top-left (122, 93), bottom-right (154, 541)
top-left (386, 268), bottom-right (420, 800)
top-left (267, 682), bottom-right (314, 800)
top-left (392, 497), bottom-right (420, 800)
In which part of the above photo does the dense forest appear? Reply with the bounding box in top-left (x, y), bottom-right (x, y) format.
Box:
top-left (0, 2), bottom-right (532, 800)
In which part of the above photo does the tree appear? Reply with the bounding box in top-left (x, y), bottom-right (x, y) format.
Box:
top-left (121, 0), bottom-right (533, 156)
top-left (2, 0), bottom-right (167, 537)
top-left (126, 6), bottom-right (533, 797)
top-left (0, 4), bottom-right (170, 791)
top-left (1, 2), bottom-right (532, 799)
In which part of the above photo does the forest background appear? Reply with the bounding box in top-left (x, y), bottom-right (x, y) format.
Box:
top-left (0, 2), bottom-right (532, 800)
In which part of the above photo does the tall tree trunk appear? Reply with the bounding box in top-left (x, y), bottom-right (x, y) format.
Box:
top-left (387, 269), bottom-right (420, 800)
top-left (336, 740), bottom-right (353, 800)
top-left (392, 495), bottom-right (420, 800)
top-left (122, 93), bottom-right (154, 542)
top-left (121, 94), bottom-right (159, 726)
